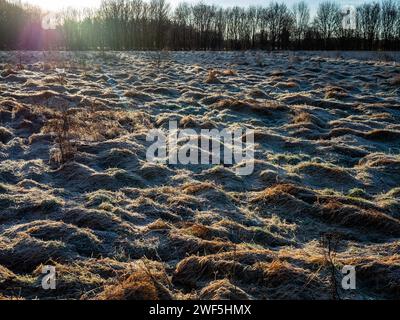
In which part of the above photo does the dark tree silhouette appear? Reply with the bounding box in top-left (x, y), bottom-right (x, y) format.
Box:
top-left (0, 0), bottom-right (399, 51)
top-left (357, 2), bottom-right (381, 50)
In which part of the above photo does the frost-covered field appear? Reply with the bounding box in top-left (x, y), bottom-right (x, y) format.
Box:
top-left (0, 51), bottom-right (399, 300)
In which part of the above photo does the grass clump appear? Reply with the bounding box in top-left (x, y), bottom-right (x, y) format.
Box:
top-left (269, 152), bottom-right (311, 166)
top-left (183, 182), bottom-right (216, 194)
top-left (205, 70), bottom-right (220, 84)
top-left (292, 112), bottom-right (313, 124)
top-left (385, 188), bottom-right (400, 198)
top-left (0, 183), bottom-right (7, 194)
top-left (347, 188), bottom-right (370, 200)
top-left (86, 190), bottom-right (120, 208)
top-left (97, 260), bottom-right (172, 300)
top-left (222, 69), bottom-right (237, 76)
top-left (321, 200), bottom-right (400, 235)
top-left (199, 279), bottom-right (250, 300)
top-left (0, 127), bottom-right (13, 144)
top-left (390, 76), bottom-right (400, 86)
top-left (39, 198), bottom-right (64, 214)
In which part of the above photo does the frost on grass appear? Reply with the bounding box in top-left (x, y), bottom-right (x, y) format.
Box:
top-left (0, 51), bottom-right (399, 300)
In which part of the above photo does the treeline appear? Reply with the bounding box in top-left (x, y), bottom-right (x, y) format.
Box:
top-left (1, 0), bottom-right (400, 51)
top-left (0, 0), bottom-right (43, 49)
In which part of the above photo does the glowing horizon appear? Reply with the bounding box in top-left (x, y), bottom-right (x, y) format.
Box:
top-left (22, 0), bottom-right (101, 11)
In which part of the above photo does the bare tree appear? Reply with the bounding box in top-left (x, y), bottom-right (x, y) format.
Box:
top-left (381, 0), bottom-right (398, 50)
top-left (314, 1), bottom-right (341, 48)
top-left (173, 2), bottom-right (192, 50)
top-left (397, 2), bottom-right (400, 44)
top-left (149, 0), bottom-right (170, 49)
top-left (292, 1), bottom-right (310, 48)
top-left (267, 2), bottom-right (293, 50)
top-left (247, 6), bottom-right (259, 49)
top-left (357, 2), bottom-right (381, 50)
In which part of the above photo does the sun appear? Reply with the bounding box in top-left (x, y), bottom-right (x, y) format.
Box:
top-left (23, 0), bottom-right (101, 11)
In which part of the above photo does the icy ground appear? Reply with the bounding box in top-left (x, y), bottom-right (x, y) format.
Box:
top-left (0, 51), bottom-right (399, 299)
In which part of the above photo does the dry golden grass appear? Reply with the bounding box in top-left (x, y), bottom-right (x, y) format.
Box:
top-left (252, 183), bottom-right (311, 201)
top-left (0, 264), bottom-right (16, 283)
top-left (199, 279), bottom-right (250, 300)
top-left (146, 219), bottom-right (170, 231)
top-left (98, 271), bottom-right (161, 300)
top-left (222, 69), bottom-right (237, 76)
top-left (324, 91), bottom-right (336, 99)
top-left (97, 260), bottom-right (172, 300)
top-left (324, 85), bottom-right (348, 99)
top-left (292, 112), bottom-right (313, 124)
top-left (179, 115), bottom-right (198, 128)
top-left (182, 182), bottom-right (216, 194)
top-left (0, 294), bottom-right (24, 300)
top-left (278, 244), bottom-right (326, 267)
top-left (205, 70), bottom-right (220, 83)
top-left (286, 81), bottom-right (298, 88)
top-left (256, 259), bottom-right (296, 278)
top-left (181, 223), bottom-right (212, 239)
